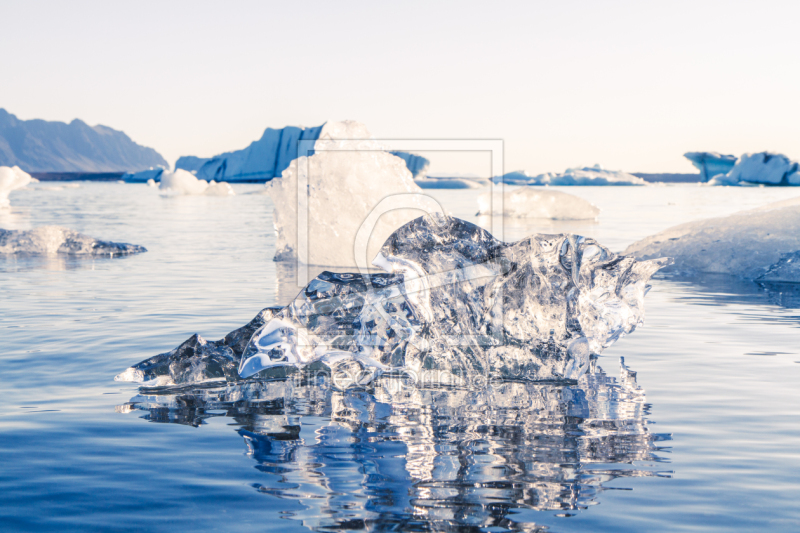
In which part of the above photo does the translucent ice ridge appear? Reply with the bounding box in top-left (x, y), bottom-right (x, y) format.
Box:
top-left (625, 195), bottom-right (800, 281)
top-left (0, 226), bottom-right (147, 255)
top-left (0, 166), bottom-right (33, 208)
top-left (477, 187), bottom-right (599, 219)
top-left (116, 214), bottom-right (668, 387)
top-left (493, 166), bottom-right (646, 186)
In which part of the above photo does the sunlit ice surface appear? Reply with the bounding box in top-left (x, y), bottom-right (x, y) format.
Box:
top-left (1, 182), bottom-right (800, 531)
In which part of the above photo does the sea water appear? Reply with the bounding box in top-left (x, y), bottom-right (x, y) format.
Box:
top-left (1, 182), bottom-right (799, 531)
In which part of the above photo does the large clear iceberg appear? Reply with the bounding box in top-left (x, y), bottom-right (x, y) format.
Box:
top-left (477, 187), bottom-right (599, 219)
top-left (159, 169), bottom-right (235, 196)
top-left (116, 214), bottom-right (668, 388)
top-left (0, 226), bottom-right (146, 255)
top-left (267, 120), bottom-right (424, 266)
top-left (493, 166), bottom-right (646, 186)
top-left (710, 152), bottom-right (800, 186)
top-left (0, 165), bottom-right (33, 208)
top-left (684, 152), bottom-right (737, 181)
top-left (625, 195), bottom-right (800, 281)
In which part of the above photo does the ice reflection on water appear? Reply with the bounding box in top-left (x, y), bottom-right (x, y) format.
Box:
top-left (119, 359), bottom-right (671, 531)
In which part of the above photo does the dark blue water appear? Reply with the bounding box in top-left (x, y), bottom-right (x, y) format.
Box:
top-left (1, 183), bottom-right (799, 531)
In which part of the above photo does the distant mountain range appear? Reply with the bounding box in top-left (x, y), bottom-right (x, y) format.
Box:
top-left (0, 108), bottom-right (167, 172)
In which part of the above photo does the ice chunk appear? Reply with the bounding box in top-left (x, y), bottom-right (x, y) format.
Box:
top-left (725, 152), bottom-right (800, 186)
top-left (625, 195), bottom-right (800, 281)
top-left (478, 187), bottom-right (599, 219)
top-left (0, 226), bottom-right (146, 255)
top-left (266, 120), bottom-right (424, 266)
top-left (684, 152), bottom-right (737, 181)
top-left (115, 307), bottom-right (281, 386)
top-left (159, 169), bottom-right (235, 196)
top-left (0, 166), bottom-right (33, 208)
top-left (389, 151), bottom-right (430, 179)
top-left (493, 165), bottom-right (646, 186)
top-left (118, 215), bottom-right (667, 387)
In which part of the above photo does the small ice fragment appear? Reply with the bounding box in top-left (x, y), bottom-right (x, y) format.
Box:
top-left (477, 187), bottom-right (599, 219)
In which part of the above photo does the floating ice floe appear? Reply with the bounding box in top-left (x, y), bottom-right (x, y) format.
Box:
top-left (116, 214), bottom-right (668, 388)
top-left (0, 166), bottom-right (33, 208)
top-left (415, 177), bottom-right (487, 189)
top-left (625, 195), bottom-right (800, 281)
top-left (477, 187), bottom-right (599, 219)
top-left (684, 152), bottom-right (738, 181)
top-left (0, 226), bottom-right (146, 255)
top-left (493, 165), bottom-right (647, 186)
top-left (159, 169), bottom-right (235, 196)
top-left (707, 152), bottom-right (800, 186)
top-left (266, 120), bottom-right (424, 266)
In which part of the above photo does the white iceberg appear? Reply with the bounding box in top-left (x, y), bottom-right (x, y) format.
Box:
top-left (159, 169), bottom-right (235, 196)
top-left (478, 188), bottom-right (599, 220)
top-left (266, 120), bottom-right (426, 267)
top-left (625, 195), bottom-right (800, 281)
top-left (717, 152), bottom-right (800, 186)
top-left (0, 166), bottom-right (33, 208)
top-left (493, 166), bottom-right (646, 186)
top-left (683, 152), bottom-right (737, 181)
top-left (0, 226), bottom-right (146, 255)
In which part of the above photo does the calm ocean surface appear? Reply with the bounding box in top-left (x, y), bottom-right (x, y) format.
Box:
top-left (1, 182), bottom-right (799, 532)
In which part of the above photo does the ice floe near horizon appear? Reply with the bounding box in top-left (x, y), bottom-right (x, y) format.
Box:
top-left (478, 187), bottom-right (599, 219)
top-left (0, 226), bottom-right (146, 256)
top-left (415, 177), bottom-right (487, 189)
top-left (493, 165), bottom-right (647, 186)
top-left (169, 121), bottom-right (430, 183)
top-left (625, 195), bottom-right (800, 282)
top-left (684, 152), bottom-right (737, 181)
top-left (0, 166), bottom-right (33, 208)
top-left (267, 120), bottom-right (425, 267)
top-left (707, 152), bottom-right (800, 187)
top-left (159, 169), bottom-right (235, 196)
top-left (115, 213), bottom-right (668, 387)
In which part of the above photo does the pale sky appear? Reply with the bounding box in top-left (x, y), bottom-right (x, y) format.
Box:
top-left (2, 0), bottom-right (799, 175)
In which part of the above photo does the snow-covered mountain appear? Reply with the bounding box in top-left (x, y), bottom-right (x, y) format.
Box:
top-left (0, 109), bottom-right (167, 172)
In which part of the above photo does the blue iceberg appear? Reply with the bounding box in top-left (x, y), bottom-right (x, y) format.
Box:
top-left (683, 152), bottom-right (737, 182)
